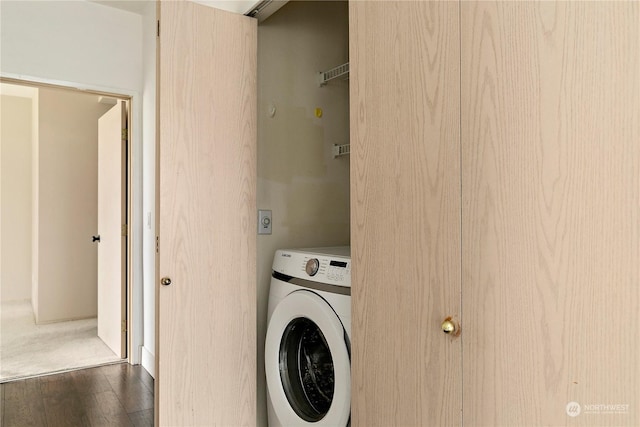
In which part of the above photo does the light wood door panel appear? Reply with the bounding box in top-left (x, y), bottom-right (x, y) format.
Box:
top-left (97, 100), bottom-right (126, 358)
top-left (349, 1), bottom-right (461, 425)
top-left (157, 2), bottom-right (257, 425)
top-left (461, 2), bottom-right (639, 425)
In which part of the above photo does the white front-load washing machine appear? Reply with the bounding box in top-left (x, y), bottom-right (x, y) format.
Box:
top-left (265, 247), bottom-right (351, 426)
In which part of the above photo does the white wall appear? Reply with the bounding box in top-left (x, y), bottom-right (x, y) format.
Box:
top-left (0, 94), bottom-right (33, 302)
top-left (257, 2), bottom-right (350, 425)
top-left (0, 0), bottom-right (145, 359)
top-left (140, 0), bottom-right (156, 377)
top-left (0, 1), bottom-right (141, 91)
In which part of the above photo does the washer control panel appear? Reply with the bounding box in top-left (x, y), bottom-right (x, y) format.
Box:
top-left (273, 247), bottom-right (351, 287)
top-left (299, 255), bottom-right (350, 286)
top-left (327, 260), bottom-right (349, 282)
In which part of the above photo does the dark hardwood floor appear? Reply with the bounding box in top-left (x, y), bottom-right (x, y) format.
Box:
top-left (1, 363), bottom-right (153, 427)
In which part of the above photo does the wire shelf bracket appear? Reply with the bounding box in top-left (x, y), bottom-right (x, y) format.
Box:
top-left (318, 62), bottom-right (349, 87)
top-left (332, 143), bottom-right (350, 158)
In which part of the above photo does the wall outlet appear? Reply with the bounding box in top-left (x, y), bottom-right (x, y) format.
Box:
top-left (258, 210), bottom-right (272, 235)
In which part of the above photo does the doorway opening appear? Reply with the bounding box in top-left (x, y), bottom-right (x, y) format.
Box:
top-left (0, 78), bottom-right (133, 382)
top-left (254, 2), bottom-right (350, 424)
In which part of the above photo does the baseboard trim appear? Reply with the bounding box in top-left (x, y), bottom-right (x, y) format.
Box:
top-left (141, 345), bottom-right (155, 378)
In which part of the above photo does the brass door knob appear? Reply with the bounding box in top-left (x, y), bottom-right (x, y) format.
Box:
top-left (161, 277), bottom-right (172, 286)
top-left (441, 317), bottom-right (459, 336)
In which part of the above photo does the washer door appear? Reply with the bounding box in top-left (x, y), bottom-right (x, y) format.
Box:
top-left (265, 290), bottom-right (350, 426)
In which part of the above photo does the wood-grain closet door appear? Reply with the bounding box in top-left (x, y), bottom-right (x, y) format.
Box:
top-left (461, 2), bottom-right (639, 425)
top-left (157, 2), bottom-right (256, 425)
top-left (350, 1), bottom-right (461, 425)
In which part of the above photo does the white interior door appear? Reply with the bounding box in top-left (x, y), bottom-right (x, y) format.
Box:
top-left (157, 2), bottom-right (257, 425)
top-left (97, 100), bottom-right (126, 358)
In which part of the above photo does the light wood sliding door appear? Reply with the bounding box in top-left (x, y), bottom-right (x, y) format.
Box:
top-left (157, 2), bottom-right (257, 425)
top-left (349, 1), bottom-right (461, 425)
top-left (462, 2), bottom-right (639, 426)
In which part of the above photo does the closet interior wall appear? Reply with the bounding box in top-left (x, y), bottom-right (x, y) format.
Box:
top-left (256, 2), bottom-right (350, 426)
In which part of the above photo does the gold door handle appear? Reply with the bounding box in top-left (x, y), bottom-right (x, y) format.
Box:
top-left (161, 277), bottom-right (172, 286)
top-left (441, 317), bottom-right (460, 336)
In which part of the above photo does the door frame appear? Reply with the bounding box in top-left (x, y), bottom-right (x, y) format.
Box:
top-left (0, 75), bottom-right (142, 365)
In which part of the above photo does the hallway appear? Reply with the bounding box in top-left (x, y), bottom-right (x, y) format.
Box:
top-left (0, 363), bottom-right (153, 426)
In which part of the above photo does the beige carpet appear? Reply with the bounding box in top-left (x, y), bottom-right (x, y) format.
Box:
top-left (0, 301), bottom-right (121, 382)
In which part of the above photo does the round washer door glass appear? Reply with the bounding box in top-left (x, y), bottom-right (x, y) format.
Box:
top-left (265, 289), bottom-right (350, 426)
top-left (279, 317), bottom-right (334, 422)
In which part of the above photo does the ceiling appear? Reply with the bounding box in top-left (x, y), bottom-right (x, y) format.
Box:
top-left (88, 0), bottom-right (150, 15)
top-left (89, 0), bottom-right (262, 16)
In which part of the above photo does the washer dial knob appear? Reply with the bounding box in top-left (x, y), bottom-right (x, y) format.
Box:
top-left (305, 258), bottom-right (320, 276)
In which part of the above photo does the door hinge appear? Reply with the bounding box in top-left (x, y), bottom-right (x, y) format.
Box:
top-left (122, 224), bottom-right (128, 236)
top-left (156, 236), bottom-right (159, 253)
top-left (121, 319), bottom-right (127, 332)
top-left (121, 128), bottom-right (128, 141)
top-left (157, 20), bottom-right (160, 37)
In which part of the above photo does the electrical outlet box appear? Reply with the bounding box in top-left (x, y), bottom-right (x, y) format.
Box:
top-left (258, 210), bottom-right (272, 235)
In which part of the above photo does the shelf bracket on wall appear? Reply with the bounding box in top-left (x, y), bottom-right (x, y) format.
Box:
top-left (332, 143), bottom-right (350, 158)
top-left (318, 62), bottom-right (349, 87)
